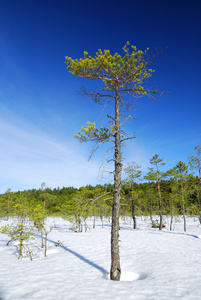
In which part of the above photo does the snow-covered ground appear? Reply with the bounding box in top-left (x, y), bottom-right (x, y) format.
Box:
top-left (1, 216), bottom-right (201, 300)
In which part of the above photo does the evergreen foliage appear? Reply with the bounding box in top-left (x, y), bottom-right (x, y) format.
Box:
top-left (65, 42), bottom-right (163, 281)
top-left (0, 175), bottom-right (200, 225)
top-left (1, 146), bottom-right (201, 261)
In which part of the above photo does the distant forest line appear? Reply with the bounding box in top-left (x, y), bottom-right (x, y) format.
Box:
top-left (0, 176), bottom-right (200, 223)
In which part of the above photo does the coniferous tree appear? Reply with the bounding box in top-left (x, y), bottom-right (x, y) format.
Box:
top-left (1, 193), bottom-right (34, 259)
top-left (173, 161), bottom-right (189, 232)
top-left (165, 169), bottom-right (180, 230)
top-left (144, 154), bottom-right (165, 230)
top-left (65, 43), bottom-right (163, 280)
top-left (188, 145), bottom-right (201, 223)
top-left (124, 162), bottom-right (142, 229)
top-left (5, 188), bottom-right (12, 220)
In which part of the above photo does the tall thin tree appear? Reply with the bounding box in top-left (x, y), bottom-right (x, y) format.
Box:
top-left (124, 162), bottom-right (142, 229)
top-left (173, 161), bottom-right (189, 232)
top-left (144, 154), bottom-right (165, 230)
top-left (65, 42), bottom-right (163, 280)
top-left (188, 145), bottom-right (201, 223)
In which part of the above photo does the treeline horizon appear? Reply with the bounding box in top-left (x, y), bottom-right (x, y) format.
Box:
top-left (0, 175), bottom-right (200, 222)
top-left (1, 145), bottom-right (200, 232)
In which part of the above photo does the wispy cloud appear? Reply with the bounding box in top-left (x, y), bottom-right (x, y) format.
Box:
top-left (0, 117), bottom-right (106, 193)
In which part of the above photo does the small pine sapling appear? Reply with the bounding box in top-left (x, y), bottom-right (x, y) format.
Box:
top-left (0, 221), bottom-right (35, 259)
top-left (30, 204), bottom-right (46, 248)
top-left (44, 225), bottom-right (52, 257)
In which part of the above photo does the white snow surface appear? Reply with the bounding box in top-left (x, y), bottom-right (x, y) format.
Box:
top-left (1, 216), bottom-right (201, 300)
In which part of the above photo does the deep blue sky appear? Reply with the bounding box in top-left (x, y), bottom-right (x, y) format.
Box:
top-left (0, 0), bottom-right (200, 193)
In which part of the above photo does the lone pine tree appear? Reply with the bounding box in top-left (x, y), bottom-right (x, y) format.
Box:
top-left (65, 42), bottom-right (163, 281)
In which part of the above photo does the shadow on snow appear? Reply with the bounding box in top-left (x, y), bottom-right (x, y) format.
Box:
top-left (45, 236), bottom-right (109, 276)
top-left (149, 229), bottom-right (199, 239)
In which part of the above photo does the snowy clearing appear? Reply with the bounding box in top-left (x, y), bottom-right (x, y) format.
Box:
top-left (0, 216), bottom-right (201, 300)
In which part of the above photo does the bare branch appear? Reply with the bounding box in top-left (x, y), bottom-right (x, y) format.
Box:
top-left (88, 141), bottom-right (105, 161)
top-left (78, 86), bottom-right (114, 103)
top-left (98, 146), bottom-right (115, 179)
top-left (107, 115), bottom-right (115, 121)
top-left (120, 115), bottom-right (135, 127)
top-left (86, 191), bottom-right (112, 205)
top-left (120, 136), bottom-right (135, 143)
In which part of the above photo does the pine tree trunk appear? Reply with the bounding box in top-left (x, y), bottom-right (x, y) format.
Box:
top-left (100, 216), bottom-right (104, 228)
top-left (93, 206), bottom-right (96, 229)
top-left (183, 207), bottom-right (186, 232)
top-left (131, 200), bottom-right (137, 229)
top-left (150, 196), bottom-right (153, 222)
top-left (170, 195), bottom-right (173, 231)
top-left (157, 177), bottom-right (162, 230)
top-left (41, 228), bottom-right (44, 248)
top-left (181, 183), bottom-right (186, 232)
top-left (19, 219), bottom-right (24, 257)
top-left (197, 191), bottom-right (201, 224)
top-left (199, 213), bottom-right (201, 225)
top-left (131, 182), bottom-right (137, 229)
top-left (110, 86), bottom-right (121, 281)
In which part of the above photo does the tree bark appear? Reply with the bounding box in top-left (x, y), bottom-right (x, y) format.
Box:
top-left (93, 203), bottom-right (96, 229)
top-left (181, 182), bottom-right (186, 232)
top-left (196, 192), bottom-right (201, 224)
top-left (170, 193), bottom-right (173, 231)
top-left (131, 182), bottom-right (137, 229)
top-left (150, 195), bottom-right (153, 222)
top-left (19, 219), bottom-right (24, 257)
top-left (157, 173), bottom-right (162, 230)
top-left (41, 228), bottom-right (44, 248)
top-left (110, 85), bottom-right (121, 281)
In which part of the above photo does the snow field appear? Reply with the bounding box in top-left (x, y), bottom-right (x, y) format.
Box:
top-left (0, 216), bottom-right (201, 299)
